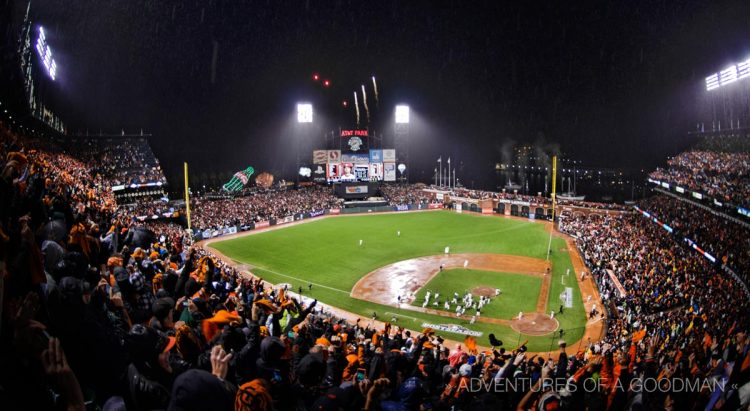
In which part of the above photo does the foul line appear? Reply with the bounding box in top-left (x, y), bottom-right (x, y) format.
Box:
top-left (250, 265), bottom-right (350, 294)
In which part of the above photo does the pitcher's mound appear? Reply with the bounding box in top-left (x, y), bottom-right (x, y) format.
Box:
top-left (471, 286), bottom-right (498, 298)
top-left (510, 312), bottom-right (559, 336)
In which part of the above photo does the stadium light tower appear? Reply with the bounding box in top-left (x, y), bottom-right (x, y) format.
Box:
top-left (297, 103), bottom-right (313, 123)
top-left (295, 103), bottom-right (313, 184)
top-left (36, 26), bottom-right (58, 80)
top-left (395, 105), bottom-right (410, 124)
top-left (394, 105), bottom-right (410, 182)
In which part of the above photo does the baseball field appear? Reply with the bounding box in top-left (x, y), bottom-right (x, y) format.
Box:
top-left (208, 210), bottom-right (590, 352)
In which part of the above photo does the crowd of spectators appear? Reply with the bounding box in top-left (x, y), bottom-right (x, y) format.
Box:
top-left (64, 136), bottom-right (168, 187)
top-left (555, 199), bottom-right (630, 211)
top-left (695, 132), bottom-right (750, 153)
top-left (638, 195), bottom-right (750, 280)
top-left (667, 151), bottom-right (750, 176)
top-left (562, 213), bottom-right (690, 314)
top-left (190, 187), bottom-right (342, 231)
top-left (445, 186), bottom-right (630, 210)
top-left (562, 210), bottom-right (750, 410)
top-left (4, 119), bottom-right (750, 410)
top-left (381, 185), bottom-right (438, 206)
top-left (649, 149), bottom-right (749, 208)
top-left (118, 200), bottom-right (183, 221)
top-left (445, 187), bottom-right (545, 204)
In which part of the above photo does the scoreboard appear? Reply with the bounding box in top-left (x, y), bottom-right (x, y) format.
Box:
top-left (311, 130), bottom-right (396, 183)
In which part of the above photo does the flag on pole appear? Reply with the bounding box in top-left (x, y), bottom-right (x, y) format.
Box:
top-left (447, 157), bottom-right (451, 188)
top-left (437, 156), bottom-right (442, 163)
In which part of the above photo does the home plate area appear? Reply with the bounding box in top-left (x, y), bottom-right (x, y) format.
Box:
top-left (510, 312), bottom-right (559, 336)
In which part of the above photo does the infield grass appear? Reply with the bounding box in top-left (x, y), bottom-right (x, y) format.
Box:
top-left (412, 269), bottom-right (542, 320)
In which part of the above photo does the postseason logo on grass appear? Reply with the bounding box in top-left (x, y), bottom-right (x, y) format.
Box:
top-left (421, 323), bottom-right (483, 337)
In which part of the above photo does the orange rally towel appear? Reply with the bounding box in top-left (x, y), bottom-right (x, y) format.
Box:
top-left (201, 310), bottom-right (241, 343)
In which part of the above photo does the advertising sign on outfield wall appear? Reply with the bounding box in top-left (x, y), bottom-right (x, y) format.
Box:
top-left (369, 149), bottom-right (383, 163)
top-left (200, 227), bottom-right (237, 239)
top-left (341, 153), bottom-right (370, 164)
top-left (384, 162), bottom-right (396, 181)
top-left (327, 163), bottom-right (341, 182)
top-left (369, 163), bottom-right (383, 181)
top-left (313, 150), bottom-right (327, 164)
top-left (312, 164), bottom-right (327, 182)
top-left (327, 150), bottom-right (341, 162)
top-left (345, 185), bottom-right (368, 194)
top-left (382, 149), bottom-right (396, 162)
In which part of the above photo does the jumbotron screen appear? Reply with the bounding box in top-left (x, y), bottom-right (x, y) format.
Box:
top-left (312, 147), bottom-right (396, 182)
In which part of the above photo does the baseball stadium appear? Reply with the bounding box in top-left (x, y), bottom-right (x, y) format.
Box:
top-left (1, 2), bottom-right (750, 411)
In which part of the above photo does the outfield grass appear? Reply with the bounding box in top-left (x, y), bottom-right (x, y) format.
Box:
top-left (210, 211), bottom-right (587, 351)
top-left (412, 269), bottom-right (541, 320)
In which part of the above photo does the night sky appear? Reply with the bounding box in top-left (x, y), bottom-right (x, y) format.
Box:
top-left (18, 0), bottom-right (750, 188)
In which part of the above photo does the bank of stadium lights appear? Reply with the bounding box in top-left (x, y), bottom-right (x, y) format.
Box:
top-left (395, 105), bottom-right (410, 124)
top-left (36, 27), bottom-right (57, 80)
top-left (706, 59), bottom-right (750, 90)
top-left (297, 103), bottom-right (313, 123)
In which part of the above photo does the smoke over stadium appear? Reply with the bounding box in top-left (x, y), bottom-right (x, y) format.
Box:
top-left (0, 1), bottom-right (749, 410)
